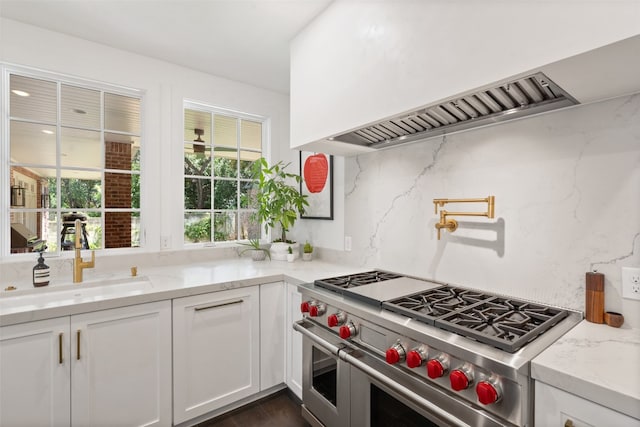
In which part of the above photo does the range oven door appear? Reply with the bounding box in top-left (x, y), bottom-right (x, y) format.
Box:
top-left (298, 320), bottom-right (350, 427)
top-left (347, 349), bottom-right (459, 427)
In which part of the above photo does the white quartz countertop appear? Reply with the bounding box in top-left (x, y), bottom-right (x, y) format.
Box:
top-left (0, 258), bottom-right (362, 326)
top-left (532, 320), bottom-right (640, 420)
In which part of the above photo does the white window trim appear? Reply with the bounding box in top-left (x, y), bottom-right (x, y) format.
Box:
top-left (1, 63), bottom-right (146, 260)
top-left (182, 100), bottom-right (271, 247)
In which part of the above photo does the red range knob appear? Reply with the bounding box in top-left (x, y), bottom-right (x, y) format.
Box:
top-left (406, 351), bottom-right (424, 369)
top-left (327, 312), bottom-right (346, 327)
top-left (427, 359), bottom-right (445, 379)
top-left (450, 370), bottom-right (470, 391)
top-left (386, 348), bottom-right (401, 364)
top-left (300, 301), bottom-right (310, 313)
top-left (328, 314), bottom-right (339, 327)
top-left (309, 303), bottom-right (325, 317)
top-left (476, 381), bottom-right (500, 405)
top-left (339, 323), bottom-right (356, 339)
top-left (385, 344), bottom-right (406, 365)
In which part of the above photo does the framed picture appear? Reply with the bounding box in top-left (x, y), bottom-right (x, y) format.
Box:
top-left (299, 151), bottom-right (333, 220)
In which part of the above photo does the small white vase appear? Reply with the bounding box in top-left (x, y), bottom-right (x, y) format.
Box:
top-left (287, 253), bottom-right (295, 262)
top-left (251, 250), bottom-right (267, 261)
top-left (302, 253), bottom-right (312, 261)
top-left (271, 242), bottom-right (299, 261)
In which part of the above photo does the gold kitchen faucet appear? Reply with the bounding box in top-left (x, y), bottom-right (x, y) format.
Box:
top-left (73, 219), bottom-right (95, 283)
top-left (433, 196), bottom-right (495, 240)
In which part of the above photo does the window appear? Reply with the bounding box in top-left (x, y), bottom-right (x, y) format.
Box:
top-left (6, 69), bottom-right (142, 255)
top-left (183, 103), bottom-right (264, 244)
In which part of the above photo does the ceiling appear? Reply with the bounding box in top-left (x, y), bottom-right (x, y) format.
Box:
top-left (0, 0), bottom-right (333, 94)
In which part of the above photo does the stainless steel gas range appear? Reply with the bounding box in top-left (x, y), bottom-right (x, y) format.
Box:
top-left (293, 270), bottom-right (582, 427)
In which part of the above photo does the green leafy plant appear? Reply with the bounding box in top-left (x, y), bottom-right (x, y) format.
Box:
top-left (252, 158), bottom-right (308, 243)
top-left (287, 246), bottom-right (293, 254)
top-left (303, 241), bottom-right (313, 253)
top-left (238, 238), bottom-right (271, 260)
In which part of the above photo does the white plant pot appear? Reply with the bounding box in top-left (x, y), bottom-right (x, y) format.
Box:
top-left (271, 242), bottom-right (299, 261)
top-left (287, 253), bottom-right (295, 262)
top-left (302, 253), bottom-right (312, 261)
top-left (250, 250), bottom-right (267, 261)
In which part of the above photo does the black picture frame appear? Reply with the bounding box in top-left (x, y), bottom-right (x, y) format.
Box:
top-left (299, 151), bottom-right (334, 220)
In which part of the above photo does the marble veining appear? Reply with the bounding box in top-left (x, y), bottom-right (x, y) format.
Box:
top-left (532, 321), bottom-right (640, 420)
top-left (339, 93), bottom-right (640, 328)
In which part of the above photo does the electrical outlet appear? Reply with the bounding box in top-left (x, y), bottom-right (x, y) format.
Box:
top-left (161, 235), bottom-right (170, 250)
top-left (622, 267), bottom-right (640, 300)
top-left (344, 236), bottom-right (352, 252)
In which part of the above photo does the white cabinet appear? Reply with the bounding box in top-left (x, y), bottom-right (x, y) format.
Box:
top-left (535, 381), bottom-right (640, 427)
top-left (0, 317), bottom-right (71, 427)
top-left (173, 286), bottom-right (260, 424)
top-left (71, 301), bottom-right (172, 427)
top-left (0, 301), bottom-right (171, 427)
top-left (260, 281), bottom-right (285, 391)
top-left (285, 282), bottom-right (303, 399)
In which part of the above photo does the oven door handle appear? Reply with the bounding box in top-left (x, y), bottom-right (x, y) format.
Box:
top-left (293, 319), bottom-right (342, 356)
top-left (340, 350), bottom-right (473, 427)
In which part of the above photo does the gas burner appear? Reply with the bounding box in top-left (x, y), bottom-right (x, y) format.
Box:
top-left (382, 286), bottom-right (492, 324)
top-left (315, 270), bottom-right (403, 292)
top-left (383, 287), bottom-right (570, 352)
top-left (436, 297), bottom-right (569, 352)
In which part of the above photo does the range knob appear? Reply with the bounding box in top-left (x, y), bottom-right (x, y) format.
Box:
top-left (476, 379), bottom-right (502, 405)
top-left (450, 366), bottom-right (474, 391)
top-left (339, 322), bottom-right (357, 339)
top-left (327, 312), bottom-right (346, 327)
top-left (385, 342), bottom-right (406, 365)
top-left (406, 347), bottom-right (428, 369)
top-left (426, 355), bottom-right (449, 379)
top-left (309, 303), bottom-right (326, 317)
top-left (300, 301), bottom-right (310, 313)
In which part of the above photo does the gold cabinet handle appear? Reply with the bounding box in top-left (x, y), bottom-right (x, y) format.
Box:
top-left (565, 420), bottom-right (574, 427)
top-left (194, 299), bottom-right (243, 312)
top-left (76, 329), bottom-right (81, 360)
top-left (58, 333), bottom-right (64, 364)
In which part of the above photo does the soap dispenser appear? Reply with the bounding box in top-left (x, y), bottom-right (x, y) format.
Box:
top-left (33, 247), bottom-right (50, 287)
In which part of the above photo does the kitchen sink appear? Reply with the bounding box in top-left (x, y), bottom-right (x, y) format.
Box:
top-left (0, 276), bottom-right (153, 311)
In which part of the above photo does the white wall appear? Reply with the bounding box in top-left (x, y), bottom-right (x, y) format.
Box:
top-left (0, 18), bottom-right (291, 254)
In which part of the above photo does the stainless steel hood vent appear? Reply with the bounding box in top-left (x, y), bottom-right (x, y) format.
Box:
top-left (331, 72), bottom-right (579, 149)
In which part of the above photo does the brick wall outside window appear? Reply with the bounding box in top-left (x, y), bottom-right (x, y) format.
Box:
top-left (104, 141), bottom-right (132, 248)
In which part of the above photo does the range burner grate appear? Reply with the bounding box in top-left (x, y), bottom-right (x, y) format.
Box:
top-left (383, 286), bottom-right (569, 352)
top-left (314, 270), bottom-right (403, 293)
top-left (383, 286), bottom-right (490, 322)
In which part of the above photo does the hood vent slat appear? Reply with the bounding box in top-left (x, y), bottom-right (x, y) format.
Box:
top-left (332, 72), bottom-right (578, 149)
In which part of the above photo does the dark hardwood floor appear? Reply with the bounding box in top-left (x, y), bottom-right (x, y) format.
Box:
top-left (195, 389), bottom-right (309, 427)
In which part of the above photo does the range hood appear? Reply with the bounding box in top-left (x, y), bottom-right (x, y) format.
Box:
top-left (329, 72), bottom-right (578, 150)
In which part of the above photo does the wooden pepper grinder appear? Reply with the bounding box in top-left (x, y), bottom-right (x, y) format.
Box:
top-left (585, 271), bottom-right (604, 323)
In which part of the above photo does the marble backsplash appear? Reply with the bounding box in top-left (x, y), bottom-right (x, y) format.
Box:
top-left (332, 93), bottom-right (640, 328)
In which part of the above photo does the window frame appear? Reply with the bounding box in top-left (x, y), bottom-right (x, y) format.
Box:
top-left (1, 64), bottom-right (146, 259)
top-left (182, 100), bottom-right (269, 247)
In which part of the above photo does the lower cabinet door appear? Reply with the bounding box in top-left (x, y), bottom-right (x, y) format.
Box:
top-left (173, 286), bottom-right (260, 424)
top-left (285, 282), bottom-right (303, 399)
top-left (0, 317), bottom-right (71, 427)
top-left (71, 301), bottom-right (172, 427)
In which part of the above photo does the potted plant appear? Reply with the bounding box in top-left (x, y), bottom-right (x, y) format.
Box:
top-left (252, 157), bottom-right (308, 260)
top-left (238, 238), bottom-right (271, 261)
top-left (286, 246), bottom-right (295, 263)
top-left (302, 241), bottom-right (313, 261)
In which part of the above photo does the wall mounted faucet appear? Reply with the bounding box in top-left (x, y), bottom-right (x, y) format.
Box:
top-left (73, 219), bottom-right (95, 283)
top-left (433, 196), bottom-right (495, 240)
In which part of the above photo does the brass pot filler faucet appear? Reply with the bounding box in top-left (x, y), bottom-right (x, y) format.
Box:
top-left (433, 196), bottom-right (495, 240)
